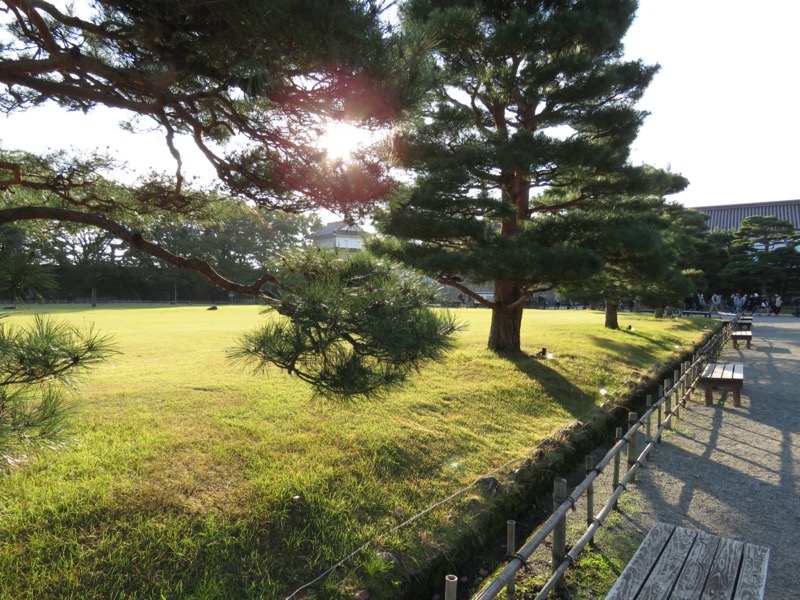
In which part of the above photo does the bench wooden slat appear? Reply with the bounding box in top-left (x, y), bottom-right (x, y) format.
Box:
top-left (701, 364), bottom-right (723, 380)
top-left (733, 544), bottom-right (770, 600)
top-left (638, 526), bottom-right (696, 599)
top-left (701, 537), bottom-right (744, 599)
top-left (605, 523), bottom-right (675, 599)
top-left (606, 524), bottom-right (769, 600)
top-left (700, 363), bottom-right (745, 406)
top-left (731, 332), bottom-right (753, 347)
top-left (670, 531), bottom-right (720, 600)
top-left (700, 363), bottom-right (744, 382)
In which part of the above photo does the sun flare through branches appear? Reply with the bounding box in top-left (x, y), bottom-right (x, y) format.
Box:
top-left (316, 121), bottom-right (383, 163)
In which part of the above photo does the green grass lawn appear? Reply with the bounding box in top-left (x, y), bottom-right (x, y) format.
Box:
top-left (0, 305), bottom-right (713, 599)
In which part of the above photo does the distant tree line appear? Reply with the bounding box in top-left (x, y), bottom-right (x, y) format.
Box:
top-left (714, 215), bottom-right (800, 299)
top-left (1, 205), bottom-right (320, 303)
top-left (0, 205), bottom-right (319, 302)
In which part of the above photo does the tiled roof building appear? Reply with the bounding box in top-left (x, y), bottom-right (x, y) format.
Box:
top-left (693, 199), bottom-right (800, 231)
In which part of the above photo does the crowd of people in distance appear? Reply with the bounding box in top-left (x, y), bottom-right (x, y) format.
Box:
top-left (453, 290), bottom-right (800, 318)
top-left (700, 291), bottom-right (799, 317)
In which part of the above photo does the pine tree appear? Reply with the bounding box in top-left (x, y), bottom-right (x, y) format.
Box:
top-left (229, 248), bottom-right (460, 399)
top-left (554, 200), bottom-right (706, 328)
top-left (372, 0), bottom-right (686, 351)
top-left (723, 216), bottom-right (800, 296)
top-left (0, 1), bottom-right (454, 397)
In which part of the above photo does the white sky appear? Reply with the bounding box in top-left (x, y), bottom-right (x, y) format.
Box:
top-left (623, 0), bottom-right (800, 207)
top-left (2, 0), bottom-right (799, 209)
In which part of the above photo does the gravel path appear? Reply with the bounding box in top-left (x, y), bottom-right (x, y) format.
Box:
top-left (616, 315), bottom-right (800, 599)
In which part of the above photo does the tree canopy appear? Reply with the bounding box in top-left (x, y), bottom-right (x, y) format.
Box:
top-left (231, 248), bottom-right (460, 399)
top-left (555, 200), bottom-right (709, 327)
top-left (371, 0), bottom-right (688, 351)
top-left (1, 0), bottom-right (421, 211)
top-left (721, 215), bottom-right (800, 296)
top-left (0, 0), bottom-right (458, 398)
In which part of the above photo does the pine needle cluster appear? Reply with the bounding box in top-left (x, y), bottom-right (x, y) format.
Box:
top-left (0, 315), bottom-right (116, 469)
top-left (230, 249), bottom-right (461, 399)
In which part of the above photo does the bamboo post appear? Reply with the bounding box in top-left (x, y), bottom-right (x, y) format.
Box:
top-left (681, 362), bottom-right (688, 403)
top-left (664, 378), bottom-right (673, 430)
top-left (626, 412), bottom-right (638, 483)
top-left (612, 427), bottom-right (622, 507)
top-left (673, 369), bottom-right (681, 418)
top-left (552, 478), bottom-right (568, 590)
top-left (685, 361), bottom-right (692, 406)
top-left (506, 520), bottom-right (516, 599)
top-left (585, 456), bottom-right (595, 546)
top-left (445, 574), bottom-right (458, 600)
top-left (645, 395), bottom-right (652, 447)
top-left (657, 384), bottom-right (664, 435)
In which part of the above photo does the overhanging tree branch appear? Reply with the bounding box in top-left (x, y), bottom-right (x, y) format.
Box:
top-left (0, 205), bottom-right (281, 303)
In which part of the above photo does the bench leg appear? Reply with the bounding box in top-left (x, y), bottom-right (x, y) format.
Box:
top-left (732, 338), bottom-right (739, 349)
top-left (704, 384), bottom-right (713, 406)
top-left (746, 339), bottom-right (751, 349)
top-left (733, 387), bottom-right (741, 408)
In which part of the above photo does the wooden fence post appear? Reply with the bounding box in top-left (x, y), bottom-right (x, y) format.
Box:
top-left (445, 574), bottom-right (458, 600)
top-left (506, 521), bottom-right (516, 599)
top-left (664, 378), bottom-right (673, 430)
top-left (586, 456), bottom-right (595, 546)
top-left (552, 478), bottom-right (568, 591)
top-left (613, 427), bottom-right (622, 507)
top-left (627, 412), bottom-right (638, 483)
top-left (673, 369), bottom-right (681, 418)
top-left (684, 361), bottom-right (692, 407)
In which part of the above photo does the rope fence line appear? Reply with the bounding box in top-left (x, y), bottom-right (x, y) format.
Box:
top-left (285, 422), bottom-right (594, 599)
top-left (285, 316), bottom-right (734, 600)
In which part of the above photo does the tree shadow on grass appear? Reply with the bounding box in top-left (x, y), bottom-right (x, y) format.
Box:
top-left (584, 330), bottom-right (665, 366)
top-left (494, 350), bottom-right (597, 419)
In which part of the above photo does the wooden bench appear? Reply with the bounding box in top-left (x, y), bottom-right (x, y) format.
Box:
top-left (735, 317), bottom-right (753, 331)
top-left (730, 330), bottom-right (753, 349)
top-left (605, 523), bottom-right (770, 599)
top-left (699, 363), bottom-right (744, 407)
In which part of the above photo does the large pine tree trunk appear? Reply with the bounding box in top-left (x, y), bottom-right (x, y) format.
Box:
top-left (604, 300), bottom-right (620, 329)
top-left (488, 281), bottom-right (524, 352)
top-left (489, 305), bottom-right (524, 352)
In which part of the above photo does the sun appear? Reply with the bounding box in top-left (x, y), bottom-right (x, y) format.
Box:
top-left (316, 121), bottom-right (378, 162)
